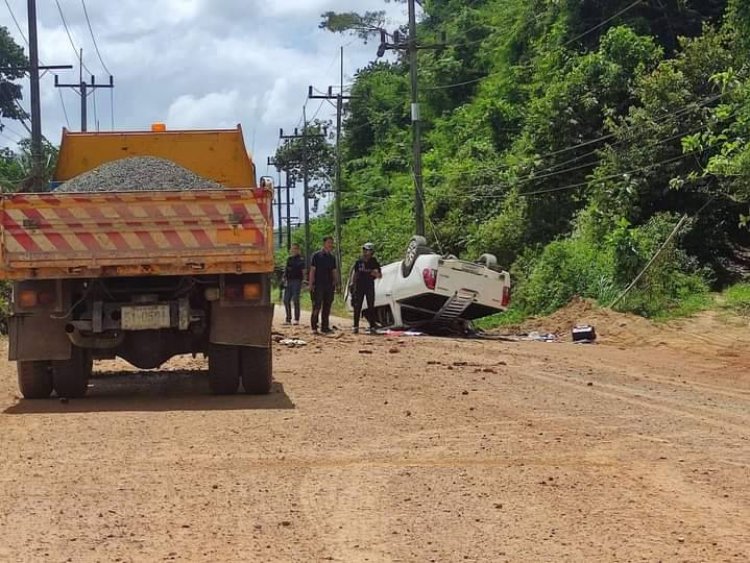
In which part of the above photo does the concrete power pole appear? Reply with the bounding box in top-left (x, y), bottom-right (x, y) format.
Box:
top-left (0, 1), bottom-right (71, 191)
top-left (26, 0), bottom-right (43, 191)
top-left (377, 1), bottom-right (442, 236)
top-left (407, 0), bottom-right (425, 237)
top-left (54, 50), bottom-right (114, 132)
top-left (308, 48), bottom-right (359, 285)
top-left (267, 157), bottom-right (284, 249)
top-left (279, 122), bottom-right (326, 267)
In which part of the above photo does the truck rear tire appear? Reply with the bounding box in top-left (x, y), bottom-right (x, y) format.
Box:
top-left (17, 361), bottom-right (53, 399)
top-left (208, 344), bottom-right (240, 395)
top-left (240, 346), bottom-right (272, 395)
top-left (52, 347), bottom-right (92, 399)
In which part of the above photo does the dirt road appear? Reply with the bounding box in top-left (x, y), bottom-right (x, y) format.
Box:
top-left (0, 309), bottom-right (748, 562)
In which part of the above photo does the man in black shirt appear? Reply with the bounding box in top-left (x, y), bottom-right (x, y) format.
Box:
top-left (309, 236), bottom-right (338, 334)
top-left (349, 242), bottom-right (382, 334)
top-left (283, 243), bottom-right (305, 325)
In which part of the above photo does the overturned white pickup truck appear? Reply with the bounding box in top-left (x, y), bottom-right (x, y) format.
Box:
top-left (356, 236), bottom-right (511, 332)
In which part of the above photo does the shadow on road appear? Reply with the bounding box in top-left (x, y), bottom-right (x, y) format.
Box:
top-left (3, 369), bottom-right (295, 414)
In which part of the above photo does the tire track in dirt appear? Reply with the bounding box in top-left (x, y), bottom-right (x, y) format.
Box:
top-left (526, 368), bottom-right (750, 436)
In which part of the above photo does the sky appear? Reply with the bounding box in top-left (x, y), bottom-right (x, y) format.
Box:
top-left (1, 0), bottom-right (407, 225)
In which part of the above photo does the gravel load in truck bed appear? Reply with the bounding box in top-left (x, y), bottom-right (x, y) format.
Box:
top-left (56, 156), bottom-right (224, 192)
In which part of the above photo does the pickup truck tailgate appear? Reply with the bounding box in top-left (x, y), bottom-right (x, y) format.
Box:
top-left (0, 189), bottom-right (272, 279)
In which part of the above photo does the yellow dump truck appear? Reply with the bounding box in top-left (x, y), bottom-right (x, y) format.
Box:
top-left (0, 125), bottom-right (275, 398)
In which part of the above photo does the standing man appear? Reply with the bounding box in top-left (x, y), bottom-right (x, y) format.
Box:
top-left (309, 236), bottom-right (338, 334)
top-left (349, 242), bottom-right (382, 334)
top-left (283, 243), bottom-right (305, 325)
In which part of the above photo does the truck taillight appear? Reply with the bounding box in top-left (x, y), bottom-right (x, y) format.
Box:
top-left (422, 268), bottom-right (438, 290)
top-left (18, 289), bottom-right (55, 308)
top-left (224, 283), bottom-right (262, 301)
top-left (501, 286), bottom-right (511, 307)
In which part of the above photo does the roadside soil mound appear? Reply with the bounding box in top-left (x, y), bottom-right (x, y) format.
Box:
top-left (506, 297), bottom-right (750, 361)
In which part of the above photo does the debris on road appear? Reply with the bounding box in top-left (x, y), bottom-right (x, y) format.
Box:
top-left (526, 331), bottom-right (559, 342)
top-left (572, 324), bottom-right (597, 344)
top-left (279, 338), bottom-right (307, 348)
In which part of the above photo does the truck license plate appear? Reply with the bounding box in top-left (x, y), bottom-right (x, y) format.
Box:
top-left (121, 304), bottom-right (171, 330)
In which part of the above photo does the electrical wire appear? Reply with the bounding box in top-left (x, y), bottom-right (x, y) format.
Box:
top-left (3, 0), bottom-right (28, 45)
top-left (81, 0), bottom-right (111, 75)
top-left (57, 88), bottom-right (71, 129)
top-left (427, 91), bottom-right (727, 185)
top-left (563, 0), bottom-right (643, 48)
top-left (422, 0), bottom-right (644, 92)
top-left (464, 150), bottom-right (701, 201)
top-left (3, 0), bottom-right (73, 133)
top-left (54, 0), bottom-right (95, 76)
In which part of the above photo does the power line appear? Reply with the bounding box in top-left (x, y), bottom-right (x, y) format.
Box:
top-left (54, 0), bottom-right (95, 76)
top-left (81, 0), bottom-right (111, 75)
top-left (462, 150), bottom-right (701, 201)
top-left (4, 0), bottom-right (76, 134)
top-left (427, 91), bottom-right (728, 186)
top-left (57, 88), bottom-right (71, 128)
top-left (563, 0), bottom-right (643, 47)
top-left (3, 0), bottom-right (28, 44)
top-left (422, 0), bottom-right (644, 93)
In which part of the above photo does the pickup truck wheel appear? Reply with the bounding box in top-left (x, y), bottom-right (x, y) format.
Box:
top-left (402, 235), bottom-right (431, 278)
top-left (240, 346), bottom-right (272, 395)
top-left (208, 344), bottom-right (240, 395)
top-left (17, 361), bottom-right (53, 399)
top-left (52, 347), bottom-right (91, 398)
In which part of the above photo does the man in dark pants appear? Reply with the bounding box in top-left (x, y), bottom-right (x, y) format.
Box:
top-left (283, 243), bottom-right (305, 325)
top-left (309, 236), bottom-right (338, 334)
top-left (349, 242), bottom-right (382, 334)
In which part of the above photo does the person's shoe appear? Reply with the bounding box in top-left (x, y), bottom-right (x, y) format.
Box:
top-left (366, 327), bottom-right (377, 335)
top-left (352, 327), bottom-right (359, 334)
top-left (292, 320), bottom-right (299, 326)
top-left (321, 328), bottom-right (334, 334)
top-left (282, 320), bottom-right (291, 326)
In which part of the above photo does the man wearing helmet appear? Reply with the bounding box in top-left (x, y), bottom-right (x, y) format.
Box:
top-left (349, 242), bottom-right (382, 334)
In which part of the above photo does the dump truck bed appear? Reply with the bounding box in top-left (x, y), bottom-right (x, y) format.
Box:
top-left (0, 188), bottom-right (273, 280)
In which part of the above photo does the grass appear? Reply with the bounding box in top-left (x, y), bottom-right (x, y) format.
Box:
top-left (473, 308), bottom-right (528, 331)
top-left (650, 291), bottom-right (714, 322)
top-left (722, 282), bottom-right (750, 316)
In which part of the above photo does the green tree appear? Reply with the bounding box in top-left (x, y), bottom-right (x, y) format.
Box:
top-left (0, 26), bottom-right (27, 126)
top-left (274, 120), bottom-right (336, 202)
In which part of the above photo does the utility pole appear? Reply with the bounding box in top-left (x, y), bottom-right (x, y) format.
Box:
top-left (285, 171), bottom-right (295, 251)
top-left (4, 1), bottom-right (71, 190)
top-left (308, 48), bottom-right (358, 285)
top-left (279, 122), bottom-right (327, 267)
top-left (54, 50), bottom-right (114, 132)
top-left (267, 157), bottom-right (284, 249)
top-left (377, 1), bottom-right (444, 237)
top-left (27, 0), bottom-right (42, 190)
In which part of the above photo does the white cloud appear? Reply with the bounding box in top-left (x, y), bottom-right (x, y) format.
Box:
top-left (2, 0), bottom-right (410, 218)
top-left (166, 90), bottom-right (259, 130)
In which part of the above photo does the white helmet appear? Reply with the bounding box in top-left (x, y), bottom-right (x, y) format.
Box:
top-left (362, 242), bottom-right (375, 251)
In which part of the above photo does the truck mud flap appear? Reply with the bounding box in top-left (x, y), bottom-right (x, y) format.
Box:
top-left (210, 303), bottom-right (274, 347)
top-left (9, 315), bottom-right (71, 362)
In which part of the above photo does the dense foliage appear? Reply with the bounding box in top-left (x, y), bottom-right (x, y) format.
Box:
top-left (311, 0), bottom-right (750, 318)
